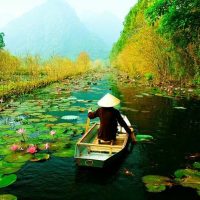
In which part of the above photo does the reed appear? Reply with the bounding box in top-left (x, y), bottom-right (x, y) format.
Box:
top-left (0, 50), bottom-right (93, 99)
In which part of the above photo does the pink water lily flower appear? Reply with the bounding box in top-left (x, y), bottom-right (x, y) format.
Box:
top-left (45, 143), bottom-right (50, 150)
top-left (27, 146), bottom-right (37, 154)
top-left (17, 128), bottom-right (26, 142)
top-left (50, 130), bottom-right (56, 136)
top-left (10, 144), bottom-right (19, 151)
top-left (17, 128), bottom-right (25, 134)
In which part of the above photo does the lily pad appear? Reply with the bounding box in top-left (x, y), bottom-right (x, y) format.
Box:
top-left (136, 135), bottom-right (153, 142)
top-left (143, 175), bottom-right (171, 184)
top-left (0, 174), bottom-right (17, 188)
top-left (0, 147), bottom-right (12, 156)
top-left (61, 115), bottom-right (79, 120)
top-left (174, 169), bottom-right (200, 179)
top-left (142, 175), bottom-right (171, 193)
top-left (53, 149), bottom-right (75, 158)
top-left (4, 153), bottom-right (31, 163)
top-left (145, 183), bottom-right (166, 192)
top-left (31, 153), bottom-right (50, 162)
top-left (0, 161), bottom-right (24, 175)
top-left (0, 194), bottom-right (17, 200)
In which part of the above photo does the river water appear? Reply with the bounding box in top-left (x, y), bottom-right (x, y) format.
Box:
top-left (1, 73), bottom-right (200, 200)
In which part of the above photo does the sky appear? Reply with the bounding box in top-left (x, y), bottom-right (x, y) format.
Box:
top-left (0, 0), bottom-right (137, 27)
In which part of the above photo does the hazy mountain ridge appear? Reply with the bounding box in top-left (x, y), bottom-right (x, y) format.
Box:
top-left (2, 0), bottom-right (109, 59)
top-left (82, 12), bottom-right (122, 49)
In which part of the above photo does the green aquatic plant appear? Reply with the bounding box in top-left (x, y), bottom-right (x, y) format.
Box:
top-left (174, 169), bottom-right (200, 179)
top-left (0, 194), bottom-right (17, 200)
top-left (0, 161), bottom-right (24, 175)
top-left (4, 153), bottom-right (31, 163)
top-left (136, 135), bottom-right (153, 142)
top-left (0, 174), bottom-right (17, 188)
top-left (142, 175), bottom-right (172, 193)
top-left (30, 153), bottom-right (50, 162)
top-left (61, 115), bottom-right (79, 120)
top-left (53, 148), bottom-right (75, 158)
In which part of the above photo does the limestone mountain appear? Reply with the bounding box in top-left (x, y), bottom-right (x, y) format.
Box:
top-left (2, 0), bottom-right (108, 59)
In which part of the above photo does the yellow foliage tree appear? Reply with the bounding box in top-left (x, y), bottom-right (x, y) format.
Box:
top-left (76, 52), bottom-right (91, 72)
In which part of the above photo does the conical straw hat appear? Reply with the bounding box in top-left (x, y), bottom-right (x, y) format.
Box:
top-left (98, 93), bottom-right (120, 107)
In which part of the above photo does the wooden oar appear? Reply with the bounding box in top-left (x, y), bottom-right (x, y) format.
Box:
top-left (85, 117), bottom-right (90, 133)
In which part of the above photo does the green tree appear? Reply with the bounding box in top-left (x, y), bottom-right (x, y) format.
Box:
top-left (0, 33), bottom-right (5, 49)
top-left (145, 0), bottom-right (200, 48)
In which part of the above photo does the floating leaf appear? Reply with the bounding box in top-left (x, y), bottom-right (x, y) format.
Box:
top-left (0, 161), bottom-right (24, 175)
top-left (27, 118), bottom-right (41, 123)
top-left (0, 174), bottom-right (17, 188)
top-left (31, 153), bottom-right (50, 162)
top-left (53, 149), bottom-right (74, 158)
top-left (136, 135), bottom-right (153, 142)
top-left (145, 183), bottom-right (166, 192)
top-left (4, 153), bottom-right (31, 163)
top-left (0, 147), bottom-right (12, 156)
top-left (176, 176), bottom-right (200, 191)
top-left (61, 115), bottom-right (79, 120)
top-left (174, 169), bottom-right (200, 179)
top-left (0, 194), bottom-right (17, 200)
top-left (143, 175), bottom-right (171, 184)
top-left (142, 175), bottom-right (172, 193)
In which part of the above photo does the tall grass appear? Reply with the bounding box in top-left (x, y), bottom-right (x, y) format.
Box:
top-left (0, 50), bottom-right (92, 98)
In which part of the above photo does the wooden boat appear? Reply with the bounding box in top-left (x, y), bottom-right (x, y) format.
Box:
top-left (74, 115), bottom-right (131, 168)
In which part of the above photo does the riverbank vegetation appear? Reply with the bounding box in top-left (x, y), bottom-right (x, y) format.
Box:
top-left (0, 48), bottom-right (95, 99)
top-left (110, 0), bottom-right (200, 89)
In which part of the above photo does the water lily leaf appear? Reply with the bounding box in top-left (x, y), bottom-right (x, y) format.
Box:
top-left (0, 125), bottom-right (11, 129)
top-left (0, 147), bottom-right (12, 156)
top-left (193, 162), bottom-right (200, 169)
top-left (4, 153), bottom-right (31, 163)
top-left (0, 194), bottom-right (17, 200)
top-left (53, 123), bottom-right (73, 129)
top-left (27, 118), bottom-right (41, 123)
top-left (38, 134), bottom-right (52, 141)
top-left (50, 142), bottom-right (66, 151)
top-left (53, 149), bottom-right (74, 158)
top-left (145, 183), bottom-right (166, 192)
top-left (31, 153), bottom-right (50, 162)
top-left (176, 176), bottom-right (200, 190)
top-left (61, 115), bottom-right (79, 120)
top-left (0, 166), bottom-right (21, 175)
top-left (41, 117), bottom-right (57, 122)
top-left (136, 135), bottom-right (153, 142)
top-left (174, 169), bottom-right (200, 179)
top-left (0, 174), bottom-right (17, 188)
top-left (142, 175), bottom-right (171, 185)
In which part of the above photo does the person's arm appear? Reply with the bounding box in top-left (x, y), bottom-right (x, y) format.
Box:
top-left (88, 108), bottom-right (99, 119)
top-left (116, 111), bottom-right (137, 144)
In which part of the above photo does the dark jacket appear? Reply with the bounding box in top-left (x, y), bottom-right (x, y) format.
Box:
top-left (88, 107), bottom-right (132, 141)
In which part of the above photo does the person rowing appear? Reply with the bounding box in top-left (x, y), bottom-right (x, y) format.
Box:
top-left (88, 93), bottom-right (137, 145)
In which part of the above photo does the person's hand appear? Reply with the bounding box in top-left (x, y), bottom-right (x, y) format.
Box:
top-left (88, 108), bottom-right (92, 113)
top-left (130, 132), bottom-right (137, 145)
